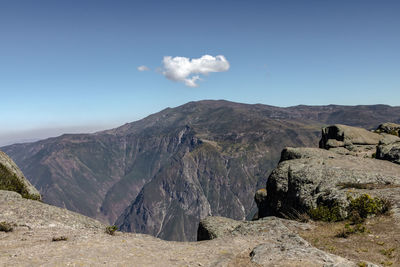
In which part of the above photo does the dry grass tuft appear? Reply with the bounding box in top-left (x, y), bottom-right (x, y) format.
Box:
top-left (52, 236), bottom-right (68, 242)
top-left (0, 221), bottom-right (14, 232)
top-left (298, 215), bottom-right (400, 266)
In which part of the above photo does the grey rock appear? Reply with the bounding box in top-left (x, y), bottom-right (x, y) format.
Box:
top-left (318, 124), bottom-right (387, 158)
top-left (253, 189), bottom-right (268, 219)
top-left (376, 122), bottom-right (400, 136)
top-left (250, 239), bottom-right (360, 267)
top-left (377, 141), bottom-right (400, 165)
top-left (197, 216), bottom-right (242, 240)
top-left (0, 189), bottom-right (103, 230)
top-left (379, 133), bottom-right (400, 145)
top-left (197, 216), bottom-right (365, 266)
top-left (319, 124), bottom-right (382, 149)
top-left (0, 150), bottom-right (41, 200)
top-left (262, 147), bottom-right (400, 218)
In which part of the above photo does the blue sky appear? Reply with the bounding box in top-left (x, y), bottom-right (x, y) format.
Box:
top-left (1, 0), bottom-right (399, 145)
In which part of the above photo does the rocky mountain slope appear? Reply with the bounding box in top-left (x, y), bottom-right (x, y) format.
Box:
top-left (2, 100), bottom-right (400, 241)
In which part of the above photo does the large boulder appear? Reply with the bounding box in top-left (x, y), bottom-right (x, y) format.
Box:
top-left (197, 216), bottom-right (366, 266)
top-left (319, 124), bottom-right (386, 158)
top-left (319, 124), bottom-right (382, 149)
top-left (197, 216), bottom-right (242, 240)
top-left (374, 124), bottom-right (400, 165)
top-left (260, 147), bottom-right (400, 218)
top-left (0, 150), bottom-right (41, 200)
top-left (375, 122), bottom-right (400, 136)
top-left (377, 141), bottom-right (400, 165)
top-left (253, 188), bottom-right (268, 219)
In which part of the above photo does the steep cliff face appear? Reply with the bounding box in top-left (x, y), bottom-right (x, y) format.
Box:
top-left (2, 100), bottom-right (400, 241)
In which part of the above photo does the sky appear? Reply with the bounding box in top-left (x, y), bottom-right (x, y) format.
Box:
top-left (1, 0), bottom-right (399, 146)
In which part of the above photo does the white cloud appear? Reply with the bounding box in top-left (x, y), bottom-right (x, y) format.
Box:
top-left (137, 65), bottom-right (150, 71)
top-left (161, 55), bottom-right (230, 87)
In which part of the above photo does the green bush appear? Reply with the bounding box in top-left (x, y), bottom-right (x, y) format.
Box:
top-left (309, 204), bottom-right (343, 222)
top-left (309, 194), bottom-right (392, 224)
top-left (105, 225), bottom-right (118, 235)
top-left (335, 223), bottom-right (366, 238)
top-left (348, 194), bottom-right (389, 222)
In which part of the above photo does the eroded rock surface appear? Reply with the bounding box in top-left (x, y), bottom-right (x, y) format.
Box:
top-left (376, 122), bottom-right (400, 136)
top-left (319, 124), bottom-right (387, 158)
top-left (377, 140), bottom-right (400, 165)
top-left (1, 189), bottom-right (365, 266)
top-left (197, 216), bottom-right (372, 266)
top-left (319, 124), bottom-right (382, 148)
top-left (262, 147), bottom-right (400, 219)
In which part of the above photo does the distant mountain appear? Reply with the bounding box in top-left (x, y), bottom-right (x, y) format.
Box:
top-left (3, 100), bottom-right (400, 241)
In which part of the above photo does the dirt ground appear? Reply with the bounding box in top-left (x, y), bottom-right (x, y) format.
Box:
top-left (299, 215), bottom-right (400, 266)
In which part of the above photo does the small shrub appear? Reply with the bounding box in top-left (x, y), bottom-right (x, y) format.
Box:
top-left (348, 194), bottom-right (390, 223)
top-left (0, 221), bottom-right (13, 232)
top-left (379, 198), bottom-right (393, 215)
top-left (335, 223), bottom-right (366, 238)
top-left (371, 152), bottom-right (376, 158)
top-left (380, 247), bottom-right (395, 258)
top-left (358, 262), bottom-right (367, 267)
top-left (105, 225), bottom-right (118, 235)
top-left (309, 204), bottom-right (343, 222)
top-left (52, 236), bottom-right (68, 241)
top-left (280, 208), bottom-right (310, 223)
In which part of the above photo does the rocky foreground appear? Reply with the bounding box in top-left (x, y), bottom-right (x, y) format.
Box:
top-left (1, 189), bottom-right (364, 266)
top-left (1, 122), bottom-right (400, 266)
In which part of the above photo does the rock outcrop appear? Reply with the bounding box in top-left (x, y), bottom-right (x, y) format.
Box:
top-left (377, 141), bottom-right (400, 165)
top-left (257, 123), bottom-right (400, 221)
top-left (253, 188), bottom-right (268, 219)
top-left (375, 122), bottom-right (400, 136)
top-left (262, 147), bottom-right (400, 219)
top-left (0, 150), bottom-right (41, 200)
top-left (375, 123), bottom-right (400, 165)
top-left (319, 124), bottom-right (400, 160)
top-left (197, 216), bottom-right (374, 266)
top-left (319, 124), bottom-right (382, 148)
top-left (319, 124), bottom-right (383, 157)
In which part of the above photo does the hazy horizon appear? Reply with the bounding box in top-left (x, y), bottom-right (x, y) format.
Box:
top-left (2, 99), bottom-right (399, 147)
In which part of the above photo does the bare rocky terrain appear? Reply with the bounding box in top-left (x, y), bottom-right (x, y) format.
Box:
top-left (1, 190), bottom-right (368, 266)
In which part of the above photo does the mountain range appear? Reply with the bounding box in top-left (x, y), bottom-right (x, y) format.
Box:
top-left (2, 100), bottom-right (400, 241)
